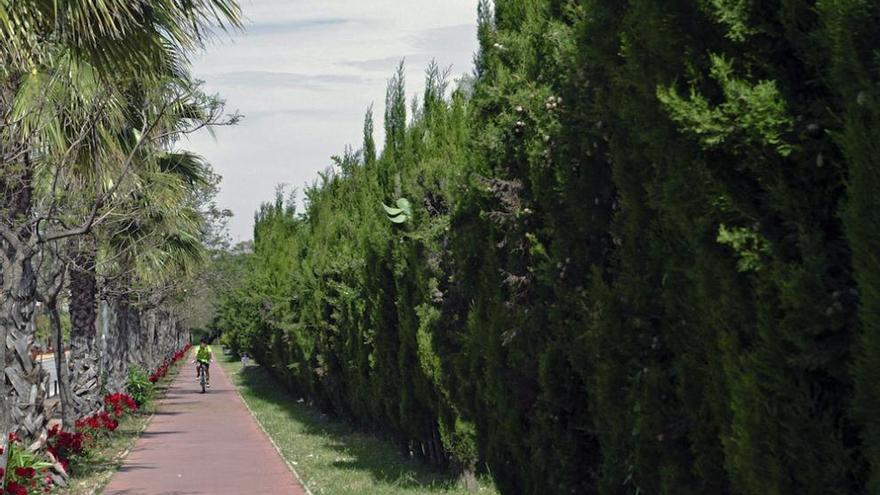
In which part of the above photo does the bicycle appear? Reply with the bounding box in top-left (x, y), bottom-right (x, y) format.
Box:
top-left (195, 360), bottom-right (209, 393)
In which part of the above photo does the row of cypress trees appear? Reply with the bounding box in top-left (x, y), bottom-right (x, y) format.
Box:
top-left (216, 1), bottom-right (880, 493)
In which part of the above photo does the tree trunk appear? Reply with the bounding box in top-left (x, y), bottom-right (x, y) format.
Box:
top-left (48, 300), bottom-right (75, 431)
top-left (1, 247), bottom-right (49, 448)
top-left (127, 304), bottom-right (143, 372)
top-left (144, 311), bottom-right (155, 372)
top-left (102, 297), bottom-right (130, 394)
top-left (461, 467), bottom-right (478, 492)
top-left (0, 249), bottom-right (17, 479)
top-left (68, 239), bottom-right (102, 418)
top-left (1, 159), bottom-right (49, 469)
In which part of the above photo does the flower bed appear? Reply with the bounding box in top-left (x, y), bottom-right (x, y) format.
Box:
top-left (104, 393), bottom-right (139, 418)
top-left (150, 344), bottom-right (191, 383)
top-left (47, 395), bottom-right (135, 474)
top-left (46, 427), bottom-right (84, 476)
top-left (3, 432), bottom-right (54, 494)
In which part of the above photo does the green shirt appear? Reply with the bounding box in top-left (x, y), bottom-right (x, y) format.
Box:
top-left (196, 345), bottom-right (212, 362)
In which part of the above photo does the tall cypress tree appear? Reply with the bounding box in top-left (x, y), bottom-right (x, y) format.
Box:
top-left (363, 105), bottom-right (376, 168)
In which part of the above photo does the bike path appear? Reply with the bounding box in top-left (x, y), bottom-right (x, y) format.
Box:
top-left (103, 357), bottom-right (306, 495)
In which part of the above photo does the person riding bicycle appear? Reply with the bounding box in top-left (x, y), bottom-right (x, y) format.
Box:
top-left (194, 339), bottom-right (214, 388)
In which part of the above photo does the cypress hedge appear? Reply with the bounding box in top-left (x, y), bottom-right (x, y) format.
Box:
top-left (216, 1), bottom-right (880, 493)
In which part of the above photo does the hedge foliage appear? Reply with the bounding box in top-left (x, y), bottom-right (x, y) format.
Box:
top-left (217, 1), bottom-right (880, 493)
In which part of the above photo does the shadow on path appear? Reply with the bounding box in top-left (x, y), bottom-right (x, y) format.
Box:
top-left (116, 463), bottom-right (159, 473)
top-left (139, 431), bottom-right (183, 437)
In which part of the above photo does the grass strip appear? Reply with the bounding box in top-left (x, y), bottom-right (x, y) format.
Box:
top-left (218, 354), bottom-right (497, 495)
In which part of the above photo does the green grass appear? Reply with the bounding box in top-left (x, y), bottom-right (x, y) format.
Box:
top-left (217, 354), bottom-right (498, 495)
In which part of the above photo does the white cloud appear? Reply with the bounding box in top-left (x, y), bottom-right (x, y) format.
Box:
top-left (188, 0), bottom-right (480, 241)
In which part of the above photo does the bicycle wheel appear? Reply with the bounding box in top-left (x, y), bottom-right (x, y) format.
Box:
top-left (200, 366), bottom-right (206, 393)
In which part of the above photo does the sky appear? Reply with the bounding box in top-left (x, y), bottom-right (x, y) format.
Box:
top-left (186, 0), bottom-right (481, 242)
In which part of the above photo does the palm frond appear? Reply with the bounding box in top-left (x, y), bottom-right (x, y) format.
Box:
top-left (156, 151), bottom-right (209, 187)
top-left (1, 0), bottom-right (242, 82)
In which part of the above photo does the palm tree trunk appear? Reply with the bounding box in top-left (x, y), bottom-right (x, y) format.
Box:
top-left (1, 247), bottom-right (49, 447)
top-left (0, 246), bottom-right (28, 479)
top-left (127, 305), bottom-right (143, 373)
top-left (68, 239), bottom-right (102, 418)
top-left (102, 297), bottom-right (130, 394)
top-left (1, 159), bottom-right (49, 478)
top-left (0, 268), bottom-right (9, 482)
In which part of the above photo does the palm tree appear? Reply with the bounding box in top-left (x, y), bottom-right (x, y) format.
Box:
top-left (96, 158), bottom-right (210, 394)
top-left (0, 0), bottom-right (241, 480)
top-left (67, 73), bottom-right (226, 412)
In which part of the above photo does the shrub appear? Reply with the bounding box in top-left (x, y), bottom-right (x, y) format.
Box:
top-left (127, 366), bottom-right (154, 406)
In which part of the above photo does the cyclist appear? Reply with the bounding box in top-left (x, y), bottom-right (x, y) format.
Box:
top-left (194, 338), bottom-right (214, 388)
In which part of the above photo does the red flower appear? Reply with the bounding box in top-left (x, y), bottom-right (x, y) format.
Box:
top-left (102, 393), bottom-right (139, 417)
top-left (5, 481), bottom-right (27, 495)
top-left (48, 426), bottom-right (85, 462)
top-left (0, 467), bottom-right (5, 477)
top-left (14, 467), bottom-right (35, 479)
top-left (8, 432), bottom-right (20, 443)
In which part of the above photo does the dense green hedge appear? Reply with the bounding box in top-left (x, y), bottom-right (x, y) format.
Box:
top-left (217, 1), bottom-right (880, 493)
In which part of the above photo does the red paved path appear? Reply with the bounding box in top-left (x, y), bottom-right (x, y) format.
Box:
top-left (103, 358), bottom-right (306, 495)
